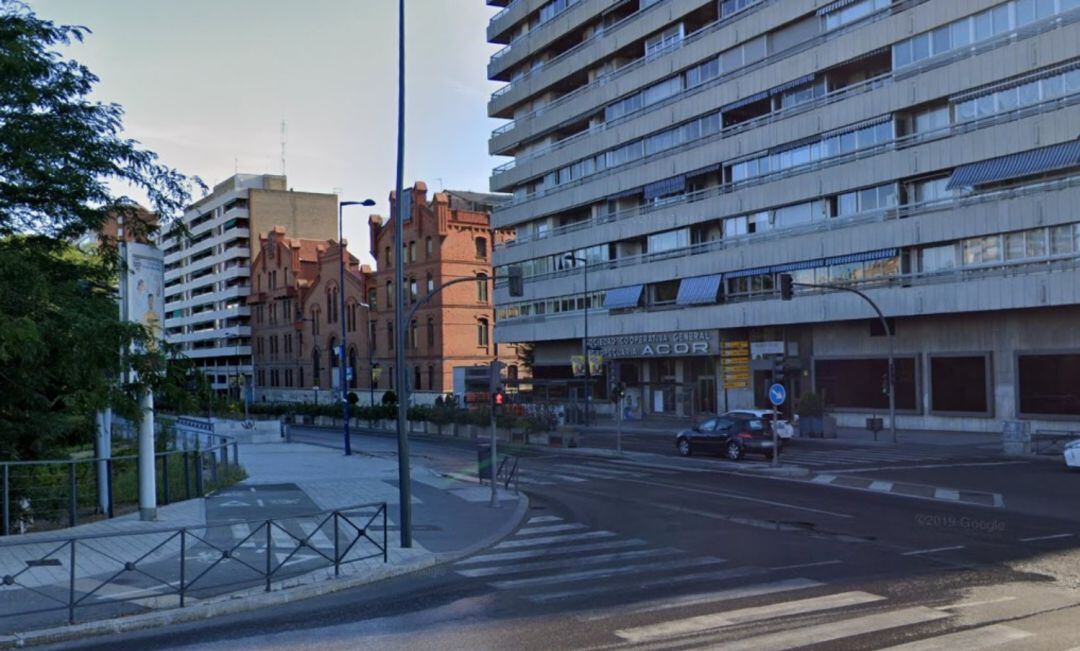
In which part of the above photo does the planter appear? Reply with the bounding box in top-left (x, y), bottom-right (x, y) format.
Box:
top-left (799, 416), bottom-right (824, 438)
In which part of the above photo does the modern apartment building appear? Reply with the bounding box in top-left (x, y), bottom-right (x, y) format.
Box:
top-left (487, 0), bottom-right (1080, 433)
top-left (161, 174), bottom-right (337, 392)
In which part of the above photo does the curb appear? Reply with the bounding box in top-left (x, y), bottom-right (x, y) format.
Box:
top-left (0, 494), bottom-right (530, 649)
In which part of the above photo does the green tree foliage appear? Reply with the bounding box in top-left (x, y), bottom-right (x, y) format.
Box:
top-left (0, 2), bottom-right (201, 459)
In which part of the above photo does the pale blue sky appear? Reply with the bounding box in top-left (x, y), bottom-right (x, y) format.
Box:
top-left (31, 0), bottom-right (505, 264)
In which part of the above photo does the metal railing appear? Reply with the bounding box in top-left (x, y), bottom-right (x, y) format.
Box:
top-left (496, 456), bottom-right (520, 493)
top-left (0, 503), bottom-right (387, 627)
top-left (1, 423), bottom-right (238, 537)
top-left (1033, 429), bottom-right (1080, 455)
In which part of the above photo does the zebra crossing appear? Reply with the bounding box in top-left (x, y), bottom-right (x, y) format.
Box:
top-left (453, 514), bottom-right (1038, 650)
top-left (774, 445), bottom-right (997, 469)
top-left (513, 461), bottom-right (677, 487)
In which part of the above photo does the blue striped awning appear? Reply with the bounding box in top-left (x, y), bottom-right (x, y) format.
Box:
top-left (825, 248), bottom-right (898, 266)
top-left (770, 73), bottom-right (816, 96)
top-left (817, 0), bottom-right (859, 15)
top-left (721, 90), bottom-right (769, 113)
top-left (946, 140), bottom-right (1080, 190)
top-left (603, 285), bottom-right (643, 310)
top-left (725, 265), bottom-right (773, 279)
top-left (676, 275), bottom-right (723, 305)
top-left (770, 258), bottom-right (824, 273)
top-left (643, 175), bottom-right (686, 200)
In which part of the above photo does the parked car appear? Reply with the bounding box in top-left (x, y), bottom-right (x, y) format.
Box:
top-left (1065, 439), bottom-right (1080, 470)
top-left (723, 409), bottom-right (795, 441)
top-left (675, 414), bottom-right (777, 461)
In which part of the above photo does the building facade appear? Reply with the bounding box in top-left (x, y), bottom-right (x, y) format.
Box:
top-left (487, 0), bottom-right (1080, 432)
top-left (368, 182), bottom-right (519, 396)
top-left (160, 174), bottom-right (337, 392)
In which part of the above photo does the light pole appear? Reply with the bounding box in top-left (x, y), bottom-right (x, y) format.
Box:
top-left (564, 253), bottom-right (590, 426)
top-left (338, 199), bottom-right (375, 456)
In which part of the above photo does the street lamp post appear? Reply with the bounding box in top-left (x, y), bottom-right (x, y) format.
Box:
top-left (564, 253), bottom-right (590, 426)
top-left (338, 199), bottom-right (375, 456)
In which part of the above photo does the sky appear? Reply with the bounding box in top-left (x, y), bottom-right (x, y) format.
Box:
top-left (31, 0), bottom-right (506, 265)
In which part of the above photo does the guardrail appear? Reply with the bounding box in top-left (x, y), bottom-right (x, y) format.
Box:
top-left (1, 421), bottom-right (238, 537)
top-left (0, 503), bottom-right (387, 626)
top-left (496, 455), bottom-right (520, 493)
top-left (1033, 430), bottom-right (1080, 455)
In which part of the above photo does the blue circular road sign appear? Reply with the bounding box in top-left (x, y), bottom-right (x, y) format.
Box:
top-left (768, 383), bottom-right (787, 406)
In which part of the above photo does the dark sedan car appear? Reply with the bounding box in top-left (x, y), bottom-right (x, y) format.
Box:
top-left (675, 414), bottom-right (776, 461)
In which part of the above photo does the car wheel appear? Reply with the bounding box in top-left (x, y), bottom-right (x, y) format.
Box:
top-left (677, 437), bottom-right (692, 457)
top-left (725, 441), bottom-right (743, 461)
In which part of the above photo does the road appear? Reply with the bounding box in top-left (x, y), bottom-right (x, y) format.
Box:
top-left (51, 428), bottom-right (1080, 650)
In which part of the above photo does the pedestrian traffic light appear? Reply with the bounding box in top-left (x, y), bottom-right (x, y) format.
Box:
top-left (493, 387), bottom-right (506, 411)
top-left (779, 273), bottom-right (794, 300)
top-left (610, 382), bottom-right (626, 402)
top-left (507, 265), bottom-right (524, 297)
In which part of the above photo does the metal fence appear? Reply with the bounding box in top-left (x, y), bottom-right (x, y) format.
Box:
top-left (0, 503), bottom-right (387, 627)
top-left (1, 426), bottom-right (238, 537)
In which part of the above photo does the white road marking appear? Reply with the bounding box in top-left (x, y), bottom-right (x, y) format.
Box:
top-left (256, 498), bottom-right (264, 507)
top-left (699, 606), bottom-right (950, 651)
top-left (607, 477), bottom-right (853, 519)
top-left (553, 465), bottom-right (637, 478)
top-left (767, 559), bottom-right (843, 571)
top-left (810, 474), bottom-right (838, 484)
top-left (494, 556), bottom-right (725, 590)
top-left (297, 520), bottom-right (335, 551)
top-left (526, 515), bottom-right (564, 524)
top-left (581, 578), bottom-right (824, 621)
top-left (868, 480), bottom-right (894, 492)
top-left (901, 545), bottom-right (965, 556)
top-left (456, 538), bottom-right (647, 565)
top-left (548, 474), bottom-right (590, 483)
top-left (939, 596), bottom-right (1016, 610)
top-left (878, 623), bottom-right (1031, 650)
top-left (515, 523), bottom-right (588, 536)
top-left (829, 461), bottom-right (1026, 473)
top-left (615, 591), bottom-right (885, 643)
top-left (493, 530), bottom-right (616, 549)
top-left (637, 566), bottom-right (766, 590)
top-left (456, 548), bottom-right (672, 578)
top-left (1018, 533), bottom-right (1074, 542)
top-left (934, 488), bottom-right (961, 501)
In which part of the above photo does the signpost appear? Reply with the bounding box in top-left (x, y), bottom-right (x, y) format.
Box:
top-left (768, 383), bottom-right (786, 468)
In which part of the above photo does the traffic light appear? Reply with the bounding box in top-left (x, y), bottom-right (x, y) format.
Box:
top-left (507, 265), bottom-right (524, 297)
top-left (493, 386), bottom-right (506, 411)
top-left (610, 382), bottom-right (626, 402)
top-left (779, 273), bottom-right (794, 300)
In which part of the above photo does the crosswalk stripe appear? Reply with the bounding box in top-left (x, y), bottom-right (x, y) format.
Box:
top-left (492, 556), bottom-right (725, 590)
top-left (494, 530), bottom-right (617, 549)
top-left (559, 464), bottom-right (639, 476)
top-left (637, 566), bottom-right (768, 590)
top-left (527, 515), bottom-right (564, 524)
top-left (698, 606), bottom-right (950, 651)
top-left (581, 578), bottom-right (824, 621)
top-left (551, 466), bottom-right (638, 480)
top-left (516, 523), bottom-right (588, 536)
top-left (456, 547), bottom-right (672, 578)
top-left (456, 538), bottom-right (647, 566)
top-left (616, 591), bottom-right (885, 643)
top-left (548, 473), bottom-right (590, 483)
top-left (877, 623), bottom-right (1032, 650)
top-left (297, 520), bottom-right (335, 551)
top-left (518, 478), bottom-right (556, 486)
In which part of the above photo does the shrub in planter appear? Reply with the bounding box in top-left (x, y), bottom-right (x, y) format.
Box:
top-left (381, 391), bottom-right (398, 406)
top-left (796, 391), bottom-right (826, 437)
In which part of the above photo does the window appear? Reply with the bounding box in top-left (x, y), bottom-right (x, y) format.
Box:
top-left (426, 237), bottom-right (433, 258)
top-left (409, 241), bottom-right (416, 262)
top-left (426, 272), bottom-right (434, 294)
top-left (1051, 224), bottom-right (1077, 254)
top-left (478, 318), bottom-right (490, 347)
top-left (814, 357), bottom-right (918, 410)
top-left (1019, 353), bottom-right (1080, 415)
top-left (387, 322), bottom-right (394, 350)
top-left (428, 365), bottom-right (435, 392)
top-left (369, 321), bottom-right (377, 348)
top-left (367, 288), bottom-right (377, 310)
top-left (409, 319), bottom-right (417, 349)
top-left (649, 280), bottom-right (680, 305)
top-left (821, 0), bottom-right (888, 31)
top-left (427, 317), bottom-right (435, 347)
top-left (327, 286), bottom-right (337, 324)
top-left (930, 355), bottom-right (990, 414)
top-left (414, 366), bottom-right (422, 391)
top-left (409, 278), bottom-right (418, 302)
top-left (384, 246), bottom-right (391, 267)
top-left (311, 307), bottom-right (320, 335)
top-left (475, 236), bottom-right (488, 259)
top-left (645, 23), bottom-right (683, 58)
top-left (912, 106), bottom-right (950, 134)
top-left (647, 229), bottom-right (689, 254)
top-left (312, 348), bottom-right (322, 385)
top-left (477, 273), bottom-right (489, 302)
top-left (348, 348), bottom-right (358, 388)
top-left (386, 280), bottom-right (393, 308)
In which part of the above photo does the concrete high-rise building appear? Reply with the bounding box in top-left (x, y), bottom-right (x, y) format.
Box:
top-left (487, 0), bottom-right (1080, 433)
top-left (160, 174), bottom-right (337, 392)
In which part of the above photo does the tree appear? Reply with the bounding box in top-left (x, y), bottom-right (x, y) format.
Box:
top-left (0, 1), bottom-right (199, 242)
top-left (0, 2), bottom-right (201, 459)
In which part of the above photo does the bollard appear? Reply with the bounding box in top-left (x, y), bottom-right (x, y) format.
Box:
top-left (183, 452), bottom-right (191, 500)
top-left (106, 459), bottom-right (114, 518)
top-left (2, 464), bottom-right (8, 536)
top-left (161, 454), bottom-right (170, 505)
top-left (68, 461), bottom-right (77, 527)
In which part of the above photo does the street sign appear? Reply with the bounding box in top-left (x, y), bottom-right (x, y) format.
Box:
top-left (769, 383), bottom-right (787, 406)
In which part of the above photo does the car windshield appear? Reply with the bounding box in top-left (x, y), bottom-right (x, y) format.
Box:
top-left (746, 419), bottom-right (765, 431)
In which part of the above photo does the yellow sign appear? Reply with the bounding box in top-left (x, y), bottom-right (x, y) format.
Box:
top-left (372, 367), bottom-right (383, 382)
top-left (588, 353), bottom-right (603, 376)
top-left (571, 355), bottom-right (586, 377)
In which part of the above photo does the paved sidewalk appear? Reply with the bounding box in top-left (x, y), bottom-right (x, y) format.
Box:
top-left (0, 439), bottom-right (527, 646)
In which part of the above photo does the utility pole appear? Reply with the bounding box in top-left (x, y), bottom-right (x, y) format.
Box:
top-left (393, 0), bottom-right (412, 549)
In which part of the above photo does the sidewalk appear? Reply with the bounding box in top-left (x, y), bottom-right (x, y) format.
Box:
top-left (0, 439), bottom-right (527, 646)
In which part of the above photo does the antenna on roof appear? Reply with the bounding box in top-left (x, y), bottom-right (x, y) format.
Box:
top-left (280, 120), bottom-right (287, 177)
top-left (435, 178), bottom-right (444, 191)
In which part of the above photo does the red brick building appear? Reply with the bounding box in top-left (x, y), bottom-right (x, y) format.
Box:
top-left (368, 182), bottom-right (518, 395)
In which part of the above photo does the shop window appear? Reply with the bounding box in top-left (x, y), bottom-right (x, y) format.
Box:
top-left (1018, 353), bottom-right (1080, 416)
top-left (814, 357), bottom-right (918, 410)
top-left (930, 355), bottom-right (990, 414)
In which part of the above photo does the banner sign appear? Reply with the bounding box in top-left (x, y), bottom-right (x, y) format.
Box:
top-left (588, 330), bottom-right (719, 359)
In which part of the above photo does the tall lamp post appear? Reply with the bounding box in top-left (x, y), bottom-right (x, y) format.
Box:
top-left (338, 199), bottom-right (375, 456)
top-left (564, 253), bottom-right (590, 426)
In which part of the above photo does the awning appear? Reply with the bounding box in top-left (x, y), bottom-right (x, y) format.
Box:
top-left (770, 258), bottom-right (824, 273)
top-left (721, 90), bottom-right (769, 113)
top-left (825, 248), bottom-right (898, 266)
top-left (770, 73), bottom-right (816, 96)
top-left (611, 186), bottom-right (642, 199)
top-left (676, 275), bottom-right (723, 305)
top-left (952, 63), bottom-right (1080, 103)
top-left (946, 140), bottom-right (1080, 190)
top-left (825, 115), bottom-right (892, 139)
top-left (725, 265), bottom-right (773, 279)
top-left (643, 175), bottom-right (686, 200)
top-left (817, 0), bottom-right (859, 15)
top-left (603, 285), bottom-right (643, 310)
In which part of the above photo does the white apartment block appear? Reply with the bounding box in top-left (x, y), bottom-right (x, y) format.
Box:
top-left (487, 0), bottom-right (1080, 434)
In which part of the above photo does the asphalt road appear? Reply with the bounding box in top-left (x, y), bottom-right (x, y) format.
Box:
top-left (50, 429), bottom-right (1080, 650)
